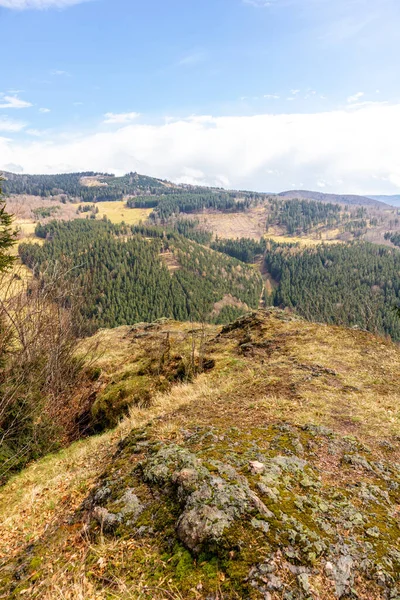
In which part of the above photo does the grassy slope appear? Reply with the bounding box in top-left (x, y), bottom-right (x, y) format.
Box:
top-left (78, 201), bottom-right (152, 225)
top-left (0, 310), bottom-right (399, 599)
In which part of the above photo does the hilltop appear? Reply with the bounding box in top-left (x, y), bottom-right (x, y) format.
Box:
top-left (278, 190), bottom-right (389, 209)
top-left (0, 310), bottom-right (399, 599)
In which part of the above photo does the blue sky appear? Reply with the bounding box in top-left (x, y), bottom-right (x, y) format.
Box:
top-left (1, 0), bottom-right (400, 194)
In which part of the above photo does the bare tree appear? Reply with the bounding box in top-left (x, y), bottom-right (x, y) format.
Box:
top-left (0, 261), bottom-right (99, 482)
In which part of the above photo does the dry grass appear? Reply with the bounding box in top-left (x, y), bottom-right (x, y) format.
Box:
top-left (145, 312), bottom-right (400, 444)
top-left (265, 234), bottom-right (342, 246)
top-left (192, 206), bottom-right (268, 240)
top-left (1, 311), bottom-right (399, 598)
top-left (0, 377), bottom-right (212, 585)
top-left (0, 434), bottom-right (113, 562)
top-left (83, 202), bottom-right (152, 225)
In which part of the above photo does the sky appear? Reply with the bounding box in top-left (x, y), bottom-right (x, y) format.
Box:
top-left (1, 0), bottom-right (400, 194)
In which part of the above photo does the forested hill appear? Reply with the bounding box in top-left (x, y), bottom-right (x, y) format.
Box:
top-left (18, 220), bottom-right (263, 328)
top-left (278, 189), bottom-right (389, 208)
top-left (209, 236), bottom-right (400, 340)
top-left (264, 240), bottom-right (400, 340)
top-left (1, 171), bottom-right (169, 202)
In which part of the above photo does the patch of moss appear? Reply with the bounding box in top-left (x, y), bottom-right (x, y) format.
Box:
top-left (91, 376), bottom-right (152, 430)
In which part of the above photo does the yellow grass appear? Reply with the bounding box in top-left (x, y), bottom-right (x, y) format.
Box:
top-left (265, 234), bottom-right (342, 246)
top-left (80, 202), bottom-right (152, 225)
top-left (16, 220), bottom-right (37, 237)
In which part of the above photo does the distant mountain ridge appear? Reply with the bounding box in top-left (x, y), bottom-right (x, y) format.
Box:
top-left (367, 194), bottom-right (400, 207)
top-left (278, 189), bottom-right (390, 208)
top-left (1, 169), bottom-right (396, 208)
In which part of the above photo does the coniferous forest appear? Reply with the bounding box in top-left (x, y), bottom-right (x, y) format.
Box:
top-left (267, 198), bottom-right (343, 234)
top-left (264, 241), bottom-right (400, 340)
top-left (19, 220), bottom-right (262, 329)
top-left (1, 171), bottom-right (166, 201)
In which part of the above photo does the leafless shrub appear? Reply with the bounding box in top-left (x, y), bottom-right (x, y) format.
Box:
top-left (0, 261), bottom-right (99, 482)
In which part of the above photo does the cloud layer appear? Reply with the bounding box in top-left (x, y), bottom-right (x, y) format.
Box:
top-left (1, 103), bottom-right (400, 194)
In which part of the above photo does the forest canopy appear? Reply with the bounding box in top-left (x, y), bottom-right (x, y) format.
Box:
top-left (264, 240), bottom-right (400, 340)
top-left (19, 220), bottom-right (262, 329)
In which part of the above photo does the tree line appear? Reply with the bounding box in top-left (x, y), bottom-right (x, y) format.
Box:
top-left (128, 192), bottom-right (252, 222)
top-left (267, 199), bottom-right (343, 235)
top-left (1, 171), bottom-right (166, 202)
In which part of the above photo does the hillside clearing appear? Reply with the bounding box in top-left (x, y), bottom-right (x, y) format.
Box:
top-left (82, 201), bottom-right (152, 225)
top-left (192, 207), bottom-right (268, 240)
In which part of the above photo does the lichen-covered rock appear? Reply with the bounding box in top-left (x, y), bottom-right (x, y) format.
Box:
top-left (140, 443), bottom-right (274, 552)
top-left (177, 505), bottom-right (231, 553)
top-left (87, 485), bottom-right (143, 532)
top-left (250, 460), bottom-right (266, 475)
top-left (331, 555), bottom-right (354, 597)
top-left (81, 422), bottom-right (400, 599)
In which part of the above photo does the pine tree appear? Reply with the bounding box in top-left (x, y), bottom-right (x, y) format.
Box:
top-left (0, 178), bottom-right (16, 272)
top-left (0, 177), bottom-right (16, 369)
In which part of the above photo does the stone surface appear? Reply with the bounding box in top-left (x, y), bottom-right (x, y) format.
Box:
top-left (249, 460), bottom-right (266, 475)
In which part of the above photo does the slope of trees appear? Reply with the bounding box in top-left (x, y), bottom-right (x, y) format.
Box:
top-left (211, 237), bottom-right (267, 263)
top-left (171, 219), bottom-right (213, 244)
top-left (19, 220), bottom-right (262, 329)
top-left (2, 171), bottom-right (100, 197)
top-left (264, 241), bottom-right (400, 340)
top-left (267, 199), bottom-right (342, 235)
top-left (139, 192), bottom-right (252, 221)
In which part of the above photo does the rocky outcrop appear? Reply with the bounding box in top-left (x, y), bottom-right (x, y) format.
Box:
top-left (83, 423), bottom-right (400, 598)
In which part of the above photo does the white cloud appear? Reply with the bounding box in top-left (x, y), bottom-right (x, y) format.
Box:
top-left (0, 117), bottom-right (26, 132)
top-left (2, 103), bottom-right (400, 194)
top-left (0, 95), bottom-right (32, 109)
top-left (0, 0), bottom-right (89, 9)
top-left (264, 94), bottom-right (280, 100)
top-left (347, 91), bottom-right (364, 104)
top-left (103, 112), bottom-right (140, 125)
top-left (39, 107), bottom-right (51, 113)
top-left (50, 69), bottom-right (71, 76)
